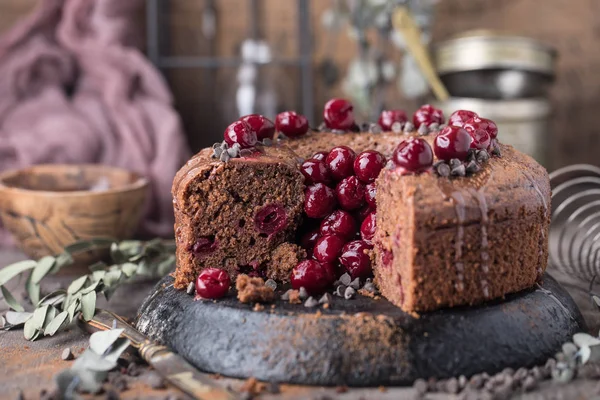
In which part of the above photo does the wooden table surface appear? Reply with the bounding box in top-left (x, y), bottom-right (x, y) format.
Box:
top-left (1, 249), bottom-right (599, 400)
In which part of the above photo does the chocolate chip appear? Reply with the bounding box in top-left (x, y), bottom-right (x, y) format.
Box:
top-left (493, 381), bottom-right (514, 399)
top-left (391, 121), bottom-right (404, 133)
top-left (466, 148), bottom-right (477, 162)
top-left (468, 374), bottom-right (484, 389)
top-left (445, 377), bottom-right (459, 394)
top-left (298, 287), bottom-right (308, 300)
top-left (551, 362), bottom-right (575, 383)
top-left (466, 160), bottom-right (480, 174)
top-left (418, 124), bottom-right (429, 136)
top-left (369, 123), bottom-right (382, 134)
top-left (413, 378), bottom-right (428, 395)
top-left (304, 297), bottom-right (319, 307)
top-left (531, 366), bottom-right (544, 381)
top-left (562, 342), bottom-right (578, 357)
top-left (458, 375), bottom-right (467, 389)
top-left (281, 289), bottom-right (292, 301)
top-left (403, 122), bottom-right (414, 133)
top-left (513, 367), bottom-right (528, 381)
top-left (319, 293), bottom-right (333, 304)
top-left (334, 285), bottom-right (347, 297)
top-left (186, 282), bottom-right (195, 295)
top-left (449, 158), bottom-right (462, 169)
top-left (363, 282), bottom-right (376, 293)
top-left (349, 277), bottom-right (360, 290)
top-left (262, 138), bottom-right (273, 146)
top-left (344, 286), bottom-right (356, 300)
top-left (227, 145), bottom-right (240, 158)
top-left (318, 122), bottom-right (328, 131)
top-left (212, 142), bottom-right (222, 149)
top-left (220, 151), bottom-right (231, 162)
top-left (265, 279), bottom-right (277, 290)
top-left (491, 144), bottom-right (501, 157)
top-left (144, 371), bottom-right (166, 389)
top-left (61, 347), bottom-right (73, 361)
top-left (436, 163), bottom-right (451, 177)
top-left (451, 164), bottom-right (466, 177)
top-left (522, 375), bottom-right (537, 391)
top-left (476, 150), bottom-right (490, 163)
top-left (212, 147), bottom-right (223, 159)
top-left (428, 122), bottom-right (440, 132)
top-left (339, 273), bottom-right (351, 286)
top-left (220, 142), bottom-right (228, 150)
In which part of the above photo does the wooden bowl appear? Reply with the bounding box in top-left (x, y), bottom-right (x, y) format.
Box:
top-left (0, 164), bottom-right (148, 260)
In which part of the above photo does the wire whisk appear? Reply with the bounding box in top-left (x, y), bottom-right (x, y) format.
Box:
top-left (550, 164), bottom-right (600, 280)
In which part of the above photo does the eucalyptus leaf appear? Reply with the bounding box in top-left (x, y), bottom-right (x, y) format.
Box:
top-left (64, 241), bottom-right (95, 255)
top-left (67, 299), bottom-right (80, 322)
top-left (0, 260), bottom-right (37, 286)
top-left (1, 285), bottom-right (24, 312)
top-left (43, 306), bottom-right (57, 330)
top-left (89, 328), bottom-right (124, 355)
top-left (103, 337), bottom-right (131, 363)
top-left (73, 349), bottom-right (116, 373)
top-left (23, 317), bottom-right (39, 340)
top-left (25, 273), bottom-right (40, 305)
top-left (103, 269), bottom-right (122, 287)
top-left (81, 291), bottom-right (96, 321)
top-left (91, 238), bottom-right (116, 247)
top-left (110, 243), bottom-right (126, 264)
top-left (31, 256), bottom-right (56, 284)
top-left (88, 261), bottom-right (107, 272)
top-left (121, 263), bottom-right (138, 278)
top-left (30, 304), bottom-right (50, 330)
top-left (52, 252), bottom-right (74, 274)
top-left (91, 270), bottom-right (106, 282)
top-left (68, 276), bottom-right (88, 294)
top-left (80, 280), bottom-right (101, 295)
top-left (44, 311), bottom-right (69, 336)
top-left (5, 310), bottom-right (32, 325)
top-left (156, 255), bottom-right (176, 276)
top-left (38, 290), bottom-right (67, 307)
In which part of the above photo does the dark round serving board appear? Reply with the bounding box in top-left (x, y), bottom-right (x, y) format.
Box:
top-left (135, 274), bottom-right (585, 387)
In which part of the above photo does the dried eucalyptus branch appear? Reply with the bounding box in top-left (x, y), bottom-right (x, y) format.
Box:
top-left (0, 238), bottom-right (175, 340)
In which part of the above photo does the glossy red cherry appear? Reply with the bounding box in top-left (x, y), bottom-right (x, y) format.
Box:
top-left (353, 150), bottom-right (385, 183)
top-left (254, 204), bottom-right (287, 235)
top-left (392, 138), bottom-right (434, 172)
top-left (300, 159), bottom-right (332, 185)
top-left (466, 127), bottom-right (491, 150)
top-left (291, 260), bottom-right (333, 294)
top-left (304, 183), bottom-right (337, 218)
top-left (336, 176), bottom-right (366, 211)
top-left (378, 110), bottom-right (408, 130)
top-left (365, 183), bottom-right (376, 208)
top-left (448, 110), bottom-right (478, 127)
top-left (275, 111), bottom-right (309, 138)
top-left (311, 151), bottom-right (329, 162)
top-left (240, 114), bottom-right (275, 140)
top-left (360, 212), bottom-right (376, 242)
top-left (412, 104), bottom-right (444, 128)
top-left (323, 98), bottom-right (355, 130)
top-left (339, 240), bottom-right (373, 279)
top-left (313, 234), bottom-right (346, 263)
top-left (320, 210), bottom-right (357, 240)
top-left (326, 146), bottom-right (356, 181)
top-left (464, 116), bottom-right (498, 139)
top-left (355, 205), bottom-right (374, 224)
top-left (433, 126), bottom-right (472, 161)
top-left (300, 229), bottom-right (320, 253)
top-left (196, 268), bottom-right (231, 299)
top-left (224, 120), bottom-right (258, 149)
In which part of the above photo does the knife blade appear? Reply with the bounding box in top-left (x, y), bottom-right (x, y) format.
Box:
top-left (79, 309), bottom-right (238, 400)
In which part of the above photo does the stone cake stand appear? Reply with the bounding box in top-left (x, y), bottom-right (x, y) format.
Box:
top-left (135, 273), bottom-right (585, 387)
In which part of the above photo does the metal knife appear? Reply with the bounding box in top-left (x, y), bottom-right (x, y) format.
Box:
top-left (79, 309), bottom-right (239, 400)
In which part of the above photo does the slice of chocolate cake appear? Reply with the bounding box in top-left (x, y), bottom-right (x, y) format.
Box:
top-left (172, 142), bottom-right (304, 289)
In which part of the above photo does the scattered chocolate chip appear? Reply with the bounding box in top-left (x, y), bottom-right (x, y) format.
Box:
top-left (458, 375), bottom-right (467, 389)
top-left (262, 138), bottom-right (273, 146)
top-left (428, 122), bottom-right (440, 131)
top-left (491, 144), bottom-right (501, 157)
top-left (445, 377), bottom-right (459, 394)
top-left (334, 285), bottom-right (347, 297)
top-left (212, 147), bottom-right (223, 159)
top-left (466, 148), bottom-right (477, 162)
top-left (413, 378), bottom-right (428, 395)
top-left (522, 375), bottom-right (538, 391)
top-left (436, 162), bottom-right (451, 177)
top-left (403, 122), bottom-right (414, 133)
top-left (418, 124), bottom-right (429, 136)
top-left (344, 286), bottom-right (356, 300)
top-left (451, 164), bottom-right (466, 177)
top-left (468, 374), bottom-right (484, 389)
top-left (551, 362), bottom-right (575, 383)
top-left (227, 144), bottom-right (240, 158)
top-left (267, 382), bottom-right (280, 394)
top-left (331, 129), bottom-right (346, 134)
top-left (369, 123), bottom-right (382, 134)
top-left (298, 287), bottom-right (308, 300)
top-left (61, 347), bottom-right (73, 361)
top-left (126, 362), bottom-right (141, 377)
top-left (502, 368), bottom-right (514, 376)
top-left (359, 122), bottom-right (370, 132)
top-left (339, 273), bottom-right (352, 286)
top-left (264, 279), bottom-right (277, 290)
top-left (466, 160), bottom-right (480, 174)
top-left (304, 296), bottom-right (319, 307)
top-left (349, 277), bottom-right (360, 290)
top-left (144, 371), bottom-right (167, 390)
top-left (212, 142), bottom-right (221, 149)
top-left (449, 158), bottom-right (462, 169)
top-left (363, 282), bottom-right (376, 293)
top-left (476, 149), bottom-right (490, 163)
top-left (318, 122), bottom-right (328, 131)
top-left (220, 151), bottom-right (231, 162)
top-left (514, 367), bottom-right (528, 381)
top-left (281, 289), bottom-right (292, 301)
top-left (562, 342), bottom-right (578, 357)
top-left (349, 124), bottom-right (361, 132)
top-left (319, 293), bottom-right (333, 304)
top-left (186, 282), bottom-right (195, 295)
top-left (391, 121), bottom-right (403, 134)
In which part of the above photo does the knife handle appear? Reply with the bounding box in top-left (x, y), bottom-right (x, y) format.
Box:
top-left (80, 309), bottom-right (151, 350)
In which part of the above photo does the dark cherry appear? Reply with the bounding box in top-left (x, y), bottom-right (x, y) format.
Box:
top-left (311, 151), bottom-right (329, 162)
top-left (240, 114), bottom-right (275, 140)
top-left (313, 234), bottom-right (346, 263)
top-left (412, 104), bottom-right (444, 128)
top-left (300, 229), bottom-right (320, 253)
top-left (321, 261), bottom-right (339, 283)
top-left (304, 183), bottom-right (337, 218)
top-left (353, 150), bottom-right (385, 183)
top-left (300, 159), bottom-right (332, 185)
top-left (254, 204), bottom-right (287, 235)
top-left (291, 260), bottom-right (333, 294)
top-left (195, 268), bottom-right (231, 299)
top-left (336, 176), bottom-right (366, 211)
top-left (192, 237), bottom-right (217, 256)
top-left (320, 210), bottom-right (357, 240)
top-left (378, 110), bottom-right (408, 130)
top-left (224, 120), bottom-right (258, 149)
top-left (365, 183), bottom-right (376, 208)
top-left (360, 212), bottom-right (376, 243)
top-left (433, 126), bottom-right (472, 161)
top-left (448, 110), bottom-right (478, 127)
top-left (466, 127), bottom-right (491, 150)
top-left (275, 111), bottom-right (309, 138)
top-left (464, 116), bottom-right (498, 139)
top-left (323, 98), bottom-right (355, 130)
top-left (355, 204), bottom-right (374, 224)
top-left (326, 146), bottom-right (356, 181)
top-left (339, 240), bottom-right (373, 279)
top-left (392, 138), bottom-right (434, 172)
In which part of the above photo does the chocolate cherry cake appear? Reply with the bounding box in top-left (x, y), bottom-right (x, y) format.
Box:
top-left (173, 102), bottom-right (550, 313)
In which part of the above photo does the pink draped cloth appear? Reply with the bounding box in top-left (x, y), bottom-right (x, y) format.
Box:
top-left (0, 0), bottom-right (191, 246)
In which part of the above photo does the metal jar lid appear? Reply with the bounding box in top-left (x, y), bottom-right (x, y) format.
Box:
top-left (434, 30), bottom-right (557, 76)
top-left (433, 97), bottom-right (551, 121)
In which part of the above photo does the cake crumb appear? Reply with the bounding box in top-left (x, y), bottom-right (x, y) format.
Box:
top-left (268, 243), bottom-right (306, 283)
top-left (240, 377), bottom-right (266, 395)
top-left (253, 303), bottom-right (265, 311)
top-left (288, 289), bottom-right (302, 304)
top-left (236, 275), bottom-right (275, 303)
top-left (378, 386), bottom-right (387, 392)
top-left (358, 288), bottom-right (377, 298)
top-left (335, 386), bottom-right (348, 393)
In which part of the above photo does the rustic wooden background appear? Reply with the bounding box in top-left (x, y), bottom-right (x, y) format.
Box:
top-left (1, 0), bottom-right (598, 169)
